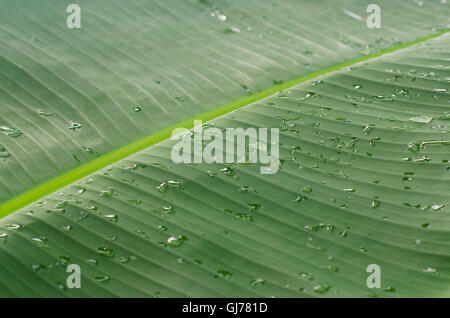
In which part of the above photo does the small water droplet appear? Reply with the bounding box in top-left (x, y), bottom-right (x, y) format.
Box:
top-left (409, 116), bottom-right (433, 124)
top-left (156, 180), bottom-right (183, 192)
top-left (0, 149), bottom-right (10, 158)
top-left (68, 122), bottom-right (82, 130)
top-left (158, 225), bottom-right (168, 232)
top-left (314, 284), bottom-right (330, 293)
top-left (104, 213), bottom-right (119, 223)
top-left (97, 246), bottom-right (115, 258)
top-left (4, 224), bottom-right (23, 230)
top-left (313, 80), bottom-right (324, 86)
top-left (423, 267), bottom-right (437, 273)
top-left (299, 272), bottom-right (314, 281)
top-left (371, 200), bottom-right (380, 208)
top-left (31, 237), bottom-right (49, 248)
top-left (38, 110), bottom-right (53, 117)
top-left (86, 259), bottom-right (98, 266)
top-left (250, 278), bottom-right (265, 288)
top-left (0, 126), bottom-right (22, 138)
top-left (431, 204), bottom-right (445, 211)
top-left (116, 256), bottom-right (130, 263)
top-left (100, 187), bottom-right (117, 197)
top-left (321, 265), bottom-right (339, 272)
top-left (94, 275), bottom-right (111, 283)
top-left (301, 185), bottom-right (312, 193)
top-left (383, 286), bottom-right (396, 293)
top-left (215, 270), bottom-right (232, 279)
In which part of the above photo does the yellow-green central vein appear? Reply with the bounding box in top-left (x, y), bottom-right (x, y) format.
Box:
top-left (1, 29), bottom-right (449, 219)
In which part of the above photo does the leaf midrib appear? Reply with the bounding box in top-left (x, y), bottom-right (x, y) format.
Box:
top-left (1, 29), bottom-right (448, 219)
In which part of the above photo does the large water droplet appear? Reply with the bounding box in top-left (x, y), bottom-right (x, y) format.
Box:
top-left (167, 235), bottom-right (187, 247)
top-left (0, 149), bottom-right (10, 158)
top-left (215, 270), bottom-right (232, 279)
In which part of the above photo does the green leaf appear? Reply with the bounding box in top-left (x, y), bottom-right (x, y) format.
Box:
top-left (0, 0), bottom-right (449, 297)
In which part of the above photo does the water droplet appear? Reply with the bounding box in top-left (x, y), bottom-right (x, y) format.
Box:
top-left (75, 188), bottom-right (87, 195)
top-left (31, 237), bottom-right (48, 248)
top-left (157, 225), bottom-right (168, 232)
top-left (299, 272), bottom-right (314, 281)
top-left (423, 267), bottom-right (437, 273)
top-left (371, 200), bottom-right (380, 208)
top-left (313, 80), bottom-right (324, 86)
top-left (4, 224), bottom-right (23, 230)
top-left (0, 126), bottom-right (22, 138)
top-left (116, 256), bottom-right (130, 263)
top-left (301, 185), bottom-right (312, 193)
top-left (314, 284), bottom-right (330, 293)
top-left (38, 109), bottom-right (53, 117)
top-left (407, 143), bottom-right (420, 153)
top-left (100, 187), bottom-right (117, 197)
top-left (383, 286), bottom-right (396, 293)
top-left (239, 186), bottom-right (258, 193)
top-left (247, 203), bottom-right (262, 211)
top-left (156, 180), bottom-right (183, 192)
top-left (97, 246), bottom-right (115, 258)
top-left (321, 265), bottom-right (339, 272)
top-left (293, 195), bottom-right (308, 203)
top-left (133, 106), bottom-right (142, 112)
top-left (167, 235), bottom-right (187, 247)
top-left (215, 270), bottom-right (232, 279)
top-left (104, 213), bottom-right (119, 223)
top-left (431, 204), bottom-right (445, 211)
top-left (68, 122), bottom-right (82, 130)
top-left (31, 264), bottom-right (47, 271)
top-left (86, 259), bottom-right (98, 266)
top-left (300, 91), bottom-right (316, 101)
top-left (83, 147), bottom-right (100, 157)
top-left (220, 166), bottom-right (236, 177)
top-left (250, 278), bottom-right (265, 288)
top-left (409, 116), bottom-right (433, 124)
top-left (224, 27), bottom-right (240, 34)
top-left (352, 84), bottom-right (362, 89)
top-left (58, 256), bottom-right (71, 266)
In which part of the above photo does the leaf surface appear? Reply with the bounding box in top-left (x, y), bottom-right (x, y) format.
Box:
top-left (0, 26), bottom-right (449, 297)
